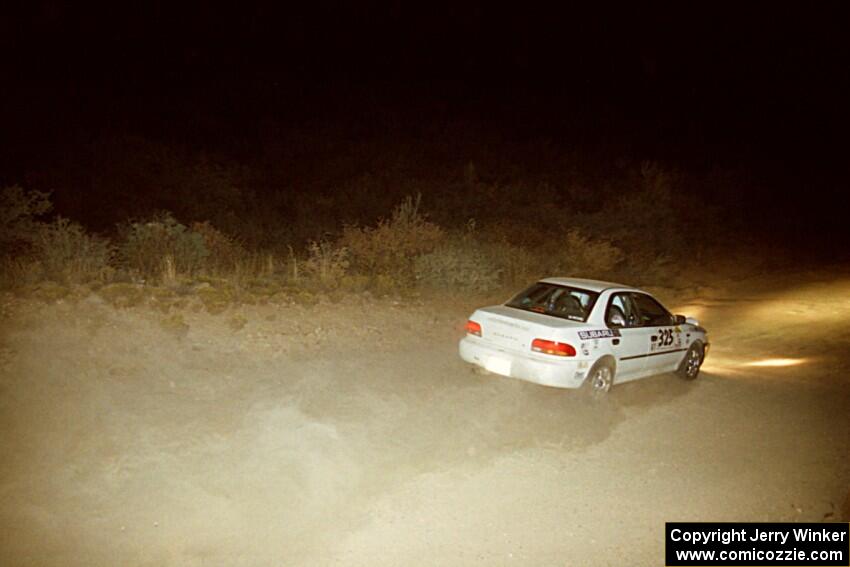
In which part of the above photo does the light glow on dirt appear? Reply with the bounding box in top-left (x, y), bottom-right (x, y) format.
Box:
top-left (671, 304), bottom-right (706, 322)
top-left (744, 280), bottom-right (850, 324)
top-left (743, 358), bottom-right (807, 368)
top-left (701, 355), bottom-right (809, 375)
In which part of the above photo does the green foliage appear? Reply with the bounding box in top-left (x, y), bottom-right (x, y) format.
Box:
top-left (35, 218), bottom-right (114, 283)
top-left (0, 185), bottom-right (52, 252)
top-left (119, 213), bottom-right (208, 281)
top-left (341, 194), bottom-right (444, 284)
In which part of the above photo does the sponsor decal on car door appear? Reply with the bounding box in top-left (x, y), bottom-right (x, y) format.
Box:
top-left (633, 293), bottom-right (688, 371)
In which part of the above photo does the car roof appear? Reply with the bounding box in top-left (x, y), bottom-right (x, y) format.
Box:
top-left (538, 277), bottom-right (641, 293)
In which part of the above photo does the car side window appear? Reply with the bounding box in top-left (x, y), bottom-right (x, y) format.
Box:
top-left (631, 293), bottom-right (674, 327)
top-left (606, 293), bottom-right (639, 328)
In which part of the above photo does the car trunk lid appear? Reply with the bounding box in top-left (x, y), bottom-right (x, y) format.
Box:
top-left (473, 305), bottom-right (583, 352)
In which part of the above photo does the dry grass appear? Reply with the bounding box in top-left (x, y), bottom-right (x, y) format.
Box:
top-left (191, 220), bottom-right (248, 274)
top-left (119, 213), bottom-right (208, 282)
top-left (303, 240), bottom-right (349, 288)
top-left (3, 161), bottom-right (739, 302)
top-left (0, 257), bottom-right (42, 289)
top-left (34, 218), bottom-right (115, 284)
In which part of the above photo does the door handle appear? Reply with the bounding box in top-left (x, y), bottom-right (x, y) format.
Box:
top-left (612, 338), bottom-right (620, 346)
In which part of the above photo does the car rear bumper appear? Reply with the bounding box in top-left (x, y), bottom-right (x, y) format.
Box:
top-left (459, 337), bottom-right (587, 389)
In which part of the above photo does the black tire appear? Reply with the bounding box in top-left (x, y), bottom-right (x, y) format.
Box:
top-left (581, 359), bottom-right (615, 399)
top-left (677, 342), bottom-right (704, 380)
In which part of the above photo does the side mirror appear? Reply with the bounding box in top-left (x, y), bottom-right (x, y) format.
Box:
top-left (674, 314), bottom-right (687, 325)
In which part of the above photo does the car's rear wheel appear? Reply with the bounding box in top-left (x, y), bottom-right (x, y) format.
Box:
top-left (582, 360), bottom-right (614, 399)
top-left (677, 342), bottom-right (704, 380)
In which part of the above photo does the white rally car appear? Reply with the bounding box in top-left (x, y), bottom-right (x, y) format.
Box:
top-left (459, 278), bottom-right (709, 395)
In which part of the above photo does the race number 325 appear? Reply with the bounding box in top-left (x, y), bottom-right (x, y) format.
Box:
top-left (657, 329), bottom-right (674, 346)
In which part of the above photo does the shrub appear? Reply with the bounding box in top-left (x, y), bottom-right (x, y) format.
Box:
top-left (0, 185), bottom-right (52, 253)
top-left (482, 240), bottom-right (544, 287)
top-left (119, 213), bottom-right (208, 281)
top-left (191, 221), bottom-right (247, 274)
top-left (34, 218), bottom-right (114, 283)
top-left (303, 240), bottom-right (349, 288)
top-left (414, 238), bottom-right (502, 292)
top-left (0, 256), bottom-right (42, 288)
top-left (556, 228), bottom-right (624, 279)
top-left (341, 194), bottom-right (444, 283)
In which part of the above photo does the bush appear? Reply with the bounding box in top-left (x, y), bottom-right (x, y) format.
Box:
top-left (481, 239), bottom-right (544, 287)
top-left (303, 240), bottom-right (349, 288)
top-left (414, 237), bottom-right (502, 292)
top-left (0, 185), bottom-right (52, 253)
top-left (191, 221), bottom-right (247, 274)
top-left (556, 228), bottom-right (624, 279)
top-left (34, 218), bottom-right (114, 283)
top-left (119, 213), bottom-right (208, 281)
top-left (341, 194), bottom-right (444, 283)
top-left (0, 256), bottom-right (42, 288)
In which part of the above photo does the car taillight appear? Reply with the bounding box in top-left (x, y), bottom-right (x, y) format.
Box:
top-left (531, 338), bottom-right (576, 357)
top-left (465, 320), bottom-right (482, 337)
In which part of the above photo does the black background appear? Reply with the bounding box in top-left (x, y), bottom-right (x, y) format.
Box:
top-left (2, 3), bottom-right (847, 250)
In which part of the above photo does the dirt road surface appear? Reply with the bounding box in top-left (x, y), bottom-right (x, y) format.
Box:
top-left (1, 271), bottom-right (848, 566)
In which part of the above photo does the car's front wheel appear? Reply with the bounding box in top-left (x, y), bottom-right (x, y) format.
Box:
top-left (582, 360), bottom-right (614, 399)
top-left (676, 342), bottom-right (704, 380)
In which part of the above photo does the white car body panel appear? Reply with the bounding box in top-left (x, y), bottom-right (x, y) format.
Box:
top-left (459, 277), bottom-right (709, 390)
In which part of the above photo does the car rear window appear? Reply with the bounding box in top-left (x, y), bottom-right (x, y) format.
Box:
top-left (505, 282), bottom-right (599, 322)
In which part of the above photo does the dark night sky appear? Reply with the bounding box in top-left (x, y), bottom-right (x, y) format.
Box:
top-left (1, 3), bottom-right (848, 239)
